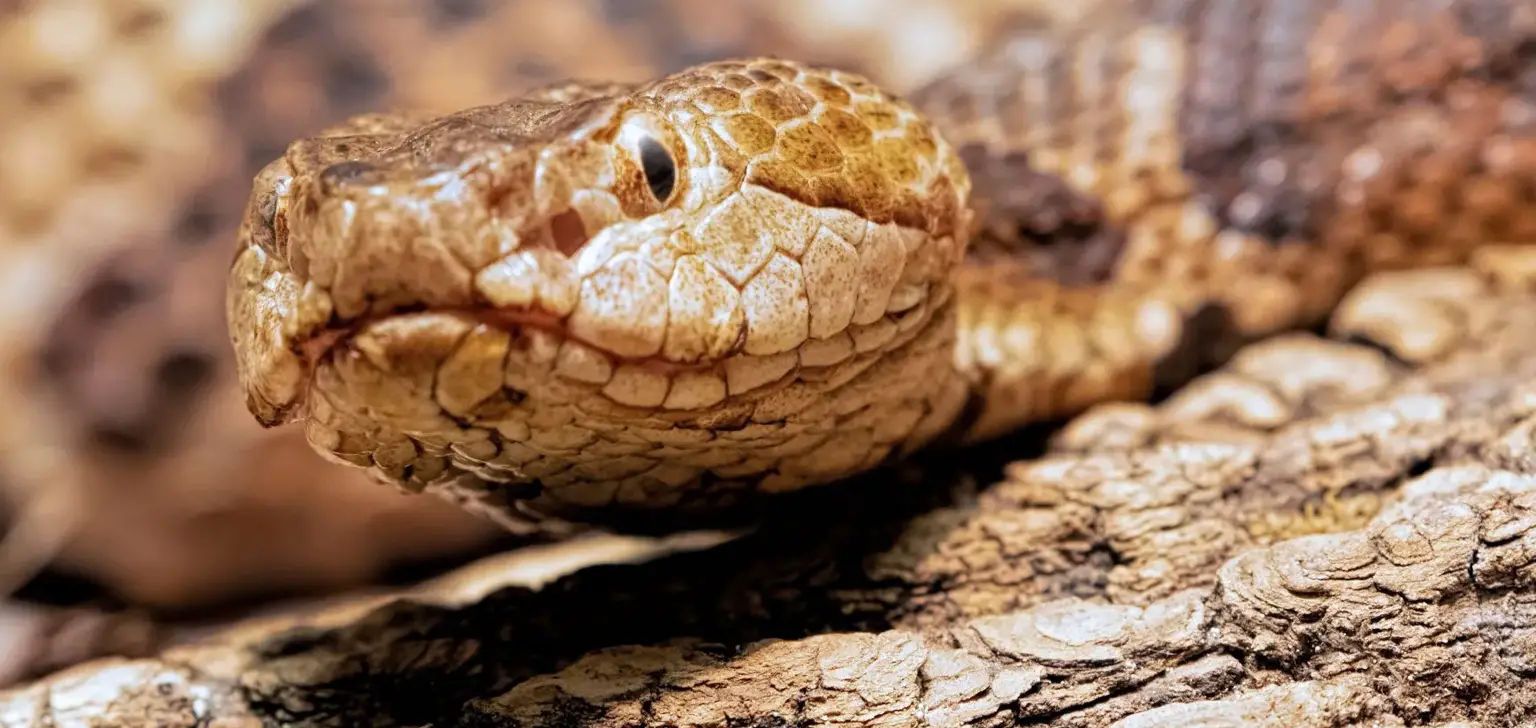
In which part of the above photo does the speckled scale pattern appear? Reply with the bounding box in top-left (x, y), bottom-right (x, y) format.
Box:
top-left (0, 0), bottom-right (1073, 608)
top-left (227, 58), bottom-right (974, 524)
top-left (907, 0), bottom-right (1536, 440)
top-left (638, 61), bottom-right (966, 234)
top-left (218, 0), bottom-right (1536, 529)
top-left (18, 0), bottom-right (1529, 537)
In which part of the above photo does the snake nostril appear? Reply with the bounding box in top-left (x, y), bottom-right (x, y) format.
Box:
top-left (549, 208), bottom-right (589, 256)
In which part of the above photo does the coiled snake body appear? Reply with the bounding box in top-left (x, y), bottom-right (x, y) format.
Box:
top-left (227, 0), bottom-right (1536, 532)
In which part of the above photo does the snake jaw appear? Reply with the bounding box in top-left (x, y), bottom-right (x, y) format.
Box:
top-left (228, 58), bottom-right (977, 516)
top-left (227, 103), bottom-right (636, 428)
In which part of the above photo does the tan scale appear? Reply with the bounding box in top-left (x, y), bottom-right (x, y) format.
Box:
top-left (0, 0), bottom-right (1111, 616)
top-left (913, 0), bottom-right (1536, 441)
top-left (229, 59), bottom-right (974, 525)
top-left (228, 0), bottom-right (1536, 529)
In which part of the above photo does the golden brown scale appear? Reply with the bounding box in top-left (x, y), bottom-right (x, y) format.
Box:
top-left (227, 0), bottom-right (1536, 531)
top-left (0, 1), bottom-right (1111, 689)
top-left (912, 0), bottom-right (1536, 440)
top-left (8, 0), bottom-right (1061, 614)
top-left (229, 59), bottom-right (973, 528)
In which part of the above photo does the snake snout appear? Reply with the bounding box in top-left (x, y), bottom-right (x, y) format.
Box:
top-left (226, 57), bottom-right (988, 518)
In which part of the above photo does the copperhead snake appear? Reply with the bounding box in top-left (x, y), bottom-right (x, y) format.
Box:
top-left (225, 0), bottom-right (1536, 534)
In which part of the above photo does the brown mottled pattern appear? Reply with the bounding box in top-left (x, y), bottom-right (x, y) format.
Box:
top-left (223, 0), bottom-right (1536, 530)
top-left (912, 0), bottom-right (1536, 440)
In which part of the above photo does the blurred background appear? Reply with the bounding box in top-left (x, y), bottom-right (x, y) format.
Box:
top-left (0, 0), bottom-right (1087, 685)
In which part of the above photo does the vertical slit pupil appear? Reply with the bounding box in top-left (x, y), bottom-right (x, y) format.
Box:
top-left (639, 136), bottom-right (676, 202)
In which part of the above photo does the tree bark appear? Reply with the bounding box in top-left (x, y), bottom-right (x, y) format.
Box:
top-left (4, 261), bottom-right (1536, 727)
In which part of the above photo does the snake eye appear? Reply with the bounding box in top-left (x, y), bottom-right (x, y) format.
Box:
top-left (619, 116), bottom-right (682, 208)
top-left (638, 135), bottom-right (676, 202)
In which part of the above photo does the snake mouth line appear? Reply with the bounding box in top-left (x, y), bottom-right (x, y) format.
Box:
top-left (294, 303), bottom-right (739, 381)
top-left (286, 198), bottom-right (625, 365)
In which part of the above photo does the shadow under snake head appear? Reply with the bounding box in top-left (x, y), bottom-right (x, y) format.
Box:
top-left (227, 58), bottom-right (979, 528)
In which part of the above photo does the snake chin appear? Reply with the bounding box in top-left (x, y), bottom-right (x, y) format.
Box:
top-left (227, 57), bottom-right (979, 515)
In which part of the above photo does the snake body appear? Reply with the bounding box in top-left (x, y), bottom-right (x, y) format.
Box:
top-left (227, 0), bottom-right (1536, 531)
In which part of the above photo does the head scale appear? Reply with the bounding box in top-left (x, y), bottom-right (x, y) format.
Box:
top-left (227, 58), bottom-right (974, 518)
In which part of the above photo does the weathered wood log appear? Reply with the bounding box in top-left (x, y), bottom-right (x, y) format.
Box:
top-left (4, 263), bottom-right (1535, 727)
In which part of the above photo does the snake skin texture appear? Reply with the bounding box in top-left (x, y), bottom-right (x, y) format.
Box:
top-left (923, 0), bottom-right (1536, 441)
top-left (5, 0), bottom-right (1059, 610)
top-left (230, 59), bottom-right (974, 529)
top-left (226, 0), bottom-right (1536, 532)
top-left (0, 0), bottom-right (1046, 612)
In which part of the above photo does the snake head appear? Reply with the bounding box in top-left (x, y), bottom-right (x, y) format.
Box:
top-left (227, 58), bottom-right (973, 515)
